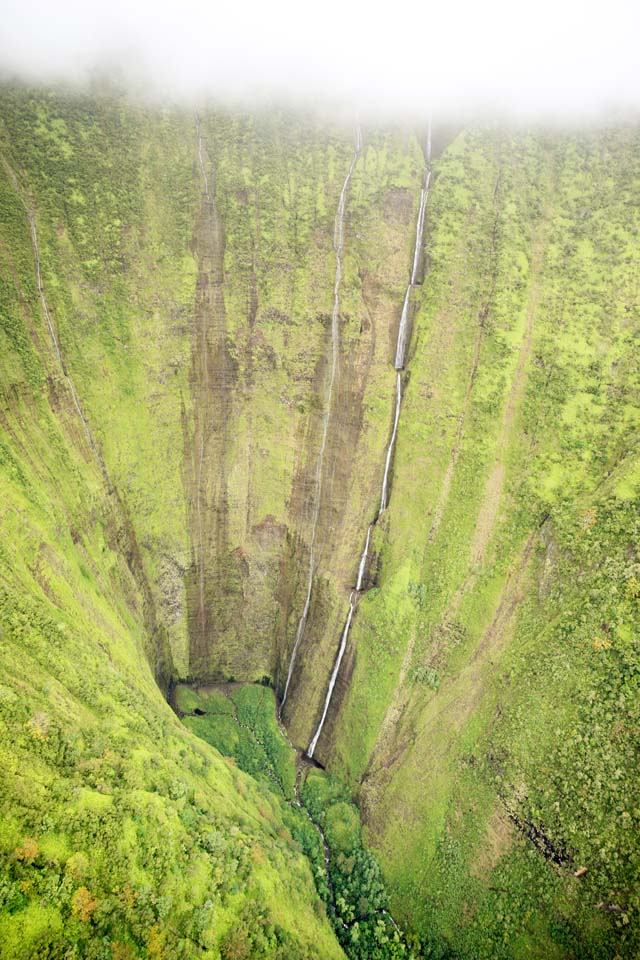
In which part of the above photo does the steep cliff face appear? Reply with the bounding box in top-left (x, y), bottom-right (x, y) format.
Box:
top-left (0, 89), bottom-right (200, 677)
top-left (1, 84), bottom-right (638, 960)
top-left (0, 88), bottom-right (426, 702)
top-left (182, 113), bottom-right (426, 702)
top-left (328, 126), bottom-right (640, 957)
top-left (0, 101), bottom-right (346, 955)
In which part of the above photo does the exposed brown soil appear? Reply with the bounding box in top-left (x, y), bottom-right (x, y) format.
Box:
top-left (185, 136), bottom-right (238, 674)
top-left (469, 804), bottom-right (514, 878)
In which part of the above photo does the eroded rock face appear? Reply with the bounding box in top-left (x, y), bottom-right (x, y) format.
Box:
top-left (177, 115), bottom-right (425, 738)
top-left (5, 93), bottom-right (424, 726)
top-left (5, 88), bottom-right (637, 959)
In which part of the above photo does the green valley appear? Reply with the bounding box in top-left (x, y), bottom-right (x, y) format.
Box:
top-left (0, 81), bottom-right (637, 959)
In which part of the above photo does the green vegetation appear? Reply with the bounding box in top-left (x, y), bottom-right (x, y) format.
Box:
top-left (302, 772), bottom-right (435, 960)
top-left (333, 126), bottom-right (640, 958)
top-left (0, 83), bottom-right (349, 959)
top-left (180, 684), bottom-right (297, 800)
top-left (0, 495), bottom-right (343, 957)
top-left (0, 79), bottom-right (638, 959)
top-left (176, 683), bottom-right (430, 960)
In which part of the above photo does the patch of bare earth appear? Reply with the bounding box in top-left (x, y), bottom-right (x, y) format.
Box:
top-left (469, 804), bottom-right (515, 878)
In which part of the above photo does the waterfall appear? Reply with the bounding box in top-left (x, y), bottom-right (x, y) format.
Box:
top-left (307, 120), bottom-right (432, 758)
top-left (379, 372), bottom-right (402, 514)
top-left (356, 525), bottom-right (372, 591)
top-left (195, 114), bottom-right (210, 198)
top-left (280, 126), bottom-right (362, 714)
top-left (410, 173), bottom-right (429, 285)
top-left (308, 522), bottom-right (371, 757)
top-left (394, 170), bottom-right (430, 370)
top-left (381, 133), bottom-right (432, 512)
top-left (308, 596), bottom-right (355, 757)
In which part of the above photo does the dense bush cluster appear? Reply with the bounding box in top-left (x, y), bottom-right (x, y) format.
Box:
top-left (178, 683), bottom-right (448, 960)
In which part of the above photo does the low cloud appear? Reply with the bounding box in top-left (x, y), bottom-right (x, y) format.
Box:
top-left (1, 0), bottom-right (638, 120)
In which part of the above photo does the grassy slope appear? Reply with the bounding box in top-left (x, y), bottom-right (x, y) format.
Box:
top-left (0, 97), bottom-right (344, 958)
top-left (330, 126), bottom-right (640, 957)
top-left (0, 87), bottom-right (425, 721)
top-left (176, 683), bottom-right (418, 960)
top-left (0, 86), bottom-right (198, 674)
top-left (1, 82), bottom-right (638, 959)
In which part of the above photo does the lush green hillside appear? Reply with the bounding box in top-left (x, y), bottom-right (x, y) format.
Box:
top-left (173, 682), bottom-right (419, 960)
top-left (0, 85), bottom-right (357, 959)
top-left (0, 82), bottom-right (638, 959)
top-left (0, 85), bottom-right (425, 704)
top-left (330, 127), bottom-right (640, 958)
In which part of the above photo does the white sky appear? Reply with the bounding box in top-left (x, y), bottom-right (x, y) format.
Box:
top-left (1, 0), bottom-right (638, 119)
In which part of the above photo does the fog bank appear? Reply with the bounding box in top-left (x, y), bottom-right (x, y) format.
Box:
top-left (1, 0), bottom-right (638, 119)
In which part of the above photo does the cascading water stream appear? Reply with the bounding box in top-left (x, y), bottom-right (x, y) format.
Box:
top-left (279, 126), bottom-right (362, 714)
top-left (378, 173), bottom-right (430, 514)
top-left (195, 114), bottom-right (210, 199)
top-left (308, 524), bottom-right (371, 758)
top-left (307, 121), bottom-right (432, 759)
top-left (393, 171), bottom-right (430, 370)
top-left (379, 372), bottom-right (402, 514)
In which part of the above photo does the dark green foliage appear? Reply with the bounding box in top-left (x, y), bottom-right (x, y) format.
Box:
top-left (302, 773), bottom-right (437, 960)
top-left (1, 78), bottom-right (638, 960)
top-left (178, 684), bottom-right (443, 959)
top-left (219, 898), bottom-right (324, 960)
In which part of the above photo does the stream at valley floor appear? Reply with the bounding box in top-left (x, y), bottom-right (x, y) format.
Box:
top-left (171, 680), bottom-right (428, 960)
top-left (182, 120), bottom-right (436, 958)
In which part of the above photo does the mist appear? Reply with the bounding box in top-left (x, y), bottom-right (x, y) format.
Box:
top-left (1, 0), bottom-right (639, 121)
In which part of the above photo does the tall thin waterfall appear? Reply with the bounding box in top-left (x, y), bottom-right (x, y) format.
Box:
top-left (381, 140), bottom-right (432, 512)
top-left (379, 372), bottom-right (402, 514)
top-left (308, 121), bottom-right (432, 758)
top-left (195, 115), bottom-right (210, 199)
top-left (280, 127), bottom-right (362, 713)
top-left (393, 171), bottom-right (430, 370)
top-left (308, 523), bottom-right (371, 756)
